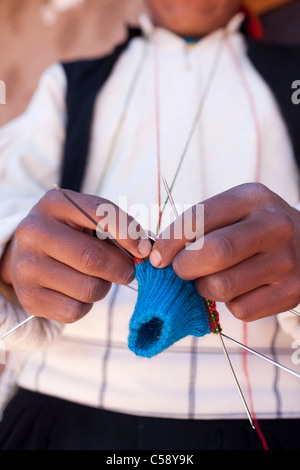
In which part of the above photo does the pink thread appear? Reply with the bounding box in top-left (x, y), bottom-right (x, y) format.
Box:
top-left (153, 36), bottom-right (162, 230)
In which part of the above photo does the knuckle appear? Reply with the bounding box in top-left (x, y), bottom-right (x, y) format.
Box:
top-left (265, 205), bottom-right (293, 229)
top-left (63, 299), bottom-right (92, 324)
top-left (173, 253), bottom-right (189, 279)
top-left (153, 239), bottom-right (171, 262)
top-left (204, 273), bottom-right (232, 301)
top-left (226, 299), bottom-right (250, 321)
top-left (78, 278), bottom-right (99, 303)
top-left (79, 278), bottom-right (111, 303)
top-left (114, 264), bottom-right (135, 285)
top-left (262, 209), bottom-right (295, 246)
top-left (282, 249), bottom-right (298, 275)
top-left (16, 284), bottom-right (37, 312)
top-left (251, 182), bottom-right (273, 203)
top-left (15, 216), bottom-right (37, 247)
top-left (14, 254), bottom-right (31, 280)
top-left (210, 235), bottom-right (234, 266)
top-left (97, 280), bottom-right (112, 300)
top-left (276, 211), bottom-right (295, 240)
top-left (79, 244), bottom-right (105, 273)
top-left (289, 275), bottom-right (300, 300)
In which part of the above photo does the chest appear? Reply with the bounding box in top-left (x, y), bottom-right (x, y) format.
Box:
top-left (83, 35), bottom-right (298, 233)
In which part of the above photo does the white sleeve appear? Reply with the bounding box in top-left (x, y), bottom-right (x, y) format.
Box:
top-left (0, 62), bottom-right (67, 255)
top-left (0, 62), bottom-right (67, 350)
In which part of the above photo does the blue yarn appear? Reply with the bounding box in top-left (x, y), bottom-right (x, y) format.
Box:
top-left (128, 259), bottom-right (211, 358)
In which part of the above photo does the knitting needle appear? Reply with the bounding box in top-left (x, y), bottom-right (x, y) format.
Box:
top-left (162, 175), bottom-right (255, 429)
top-left (2, 185), bottom-right (153, 342)
top-left (221, 333), bottom-right (300, 379)
top-left (162, 175), bottom-right (178, 220)
top-left (218, 332), bottom-right (255, 428)
top-left (163, 175), bottom-right (300, 382)
top-left (0, 314), bottom-right (35, 341)
top-left (290, 309), bottom-right (300, 318)
top-left (0, 187), bottom-right (140, 341)
top-left (162, 176), bottom-right (300, 322)
top-left (53, 185), bottom-right (134, 261)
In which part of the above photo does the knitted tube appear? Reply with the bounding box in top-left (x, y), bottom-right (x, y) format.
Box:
top-left (128, 258), bottom-right (220, 358)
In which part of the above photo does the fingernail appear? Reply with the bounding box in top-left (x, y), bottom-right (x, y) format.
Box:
top-left (150, 249), bottom-right (162, 268)
top-left (138, 238), bottom-right (151, 258)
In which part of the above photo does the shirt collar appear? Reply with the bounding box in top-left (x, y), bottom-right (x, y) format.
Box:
top-left (138, 11), bottom-right (246, 47)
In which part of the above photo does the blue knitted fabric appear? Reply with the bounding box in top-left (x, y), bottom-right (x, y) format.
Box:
top-left (128, 258), bottom-right (211, 358)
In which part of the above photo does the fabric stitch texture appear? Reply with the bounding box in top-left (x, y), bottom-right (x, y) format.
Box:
top-left (128, 258), bottom-right (211, 357)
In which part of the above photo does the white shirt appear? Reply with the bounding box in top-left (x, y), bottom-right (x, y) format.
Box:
top-left (0, 13), bottom-right (300, 421)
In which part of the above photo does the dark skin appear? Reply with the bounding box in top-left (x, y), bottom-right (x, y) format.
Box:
top-left (145, 0), bottom-right (243, 37)
top-left (1, 0), bottom-right (300, 324)
top-left (0, 190), bottom-right (152, 323)
top-left (150, 183), bottom-right (300, 321)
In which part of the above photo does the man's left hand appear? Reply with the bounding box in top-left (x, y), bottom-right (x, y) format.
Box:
top-left (150, 183), bottom-right (300, 321)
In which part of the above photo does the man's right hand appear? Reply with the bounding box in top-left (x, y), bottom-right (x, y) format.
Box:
top-left (0, 189), bottom-right (152, 323)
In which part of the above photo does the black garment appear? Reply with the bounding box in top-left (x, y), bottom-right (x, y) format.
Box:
top-left (0, 389), bottom-right (300, 450)
top-left (60, 27), bottom-right (141, 192)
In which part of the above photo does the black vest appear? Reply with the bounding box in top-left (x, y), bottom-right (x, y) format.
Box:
top-left (60, 27), bottom-right (300, 192)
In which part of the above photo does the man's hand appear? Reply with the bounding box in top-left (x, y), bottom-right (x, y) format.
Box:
top-left (150, 183), bottom-right (300, 321)
top-left (0, 189), bottom-right (152, 323)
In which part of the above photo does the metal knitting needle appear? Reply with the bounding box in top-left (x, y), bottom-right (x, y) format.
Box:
top-left (0, 187), bottom-right (139, 341)
top-left (162, 175), bottom-right (255, 429)
top-left (0, 314), bottom-right (35, 341)
top-left (54, 185), bottom-right (300, 323)
top-left (163, 175), bottom-right (300, 368)
top-left (221, 333), bottom-right (300, 379)
top-left (218, 332), bottom-right (255, 428)
top-left (162, 175), bottom-right (179, 220)
top-left (53, 185), bottom-right (134, 261)
top-left (290, 309), bottom-right (300, 318)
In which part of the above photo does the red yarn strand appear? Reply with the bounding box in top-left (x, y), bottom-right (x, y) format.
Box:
top-left (243, 324), bottom-right (269, 450)
top-left (153, 37), bottom-right (162, 231)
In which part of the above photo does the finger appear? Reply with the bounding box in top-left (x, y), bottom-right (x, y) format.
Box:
top-left (194, 248), bottom-right (295, 303)
top-left (225, 275), bottom-right (300, 322)
top-left (19, 284), bottom-right (94, 323)
top-left (150, 182), bottom-right (282, 268)
top-left (20, 253), bottom-right (112, 304)
top-left (38, 189), bottom-right (152, 259)
top-left (172, 208), bottom-right (290, 280)
top-left (31, 220), bottom-right (136, 284)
